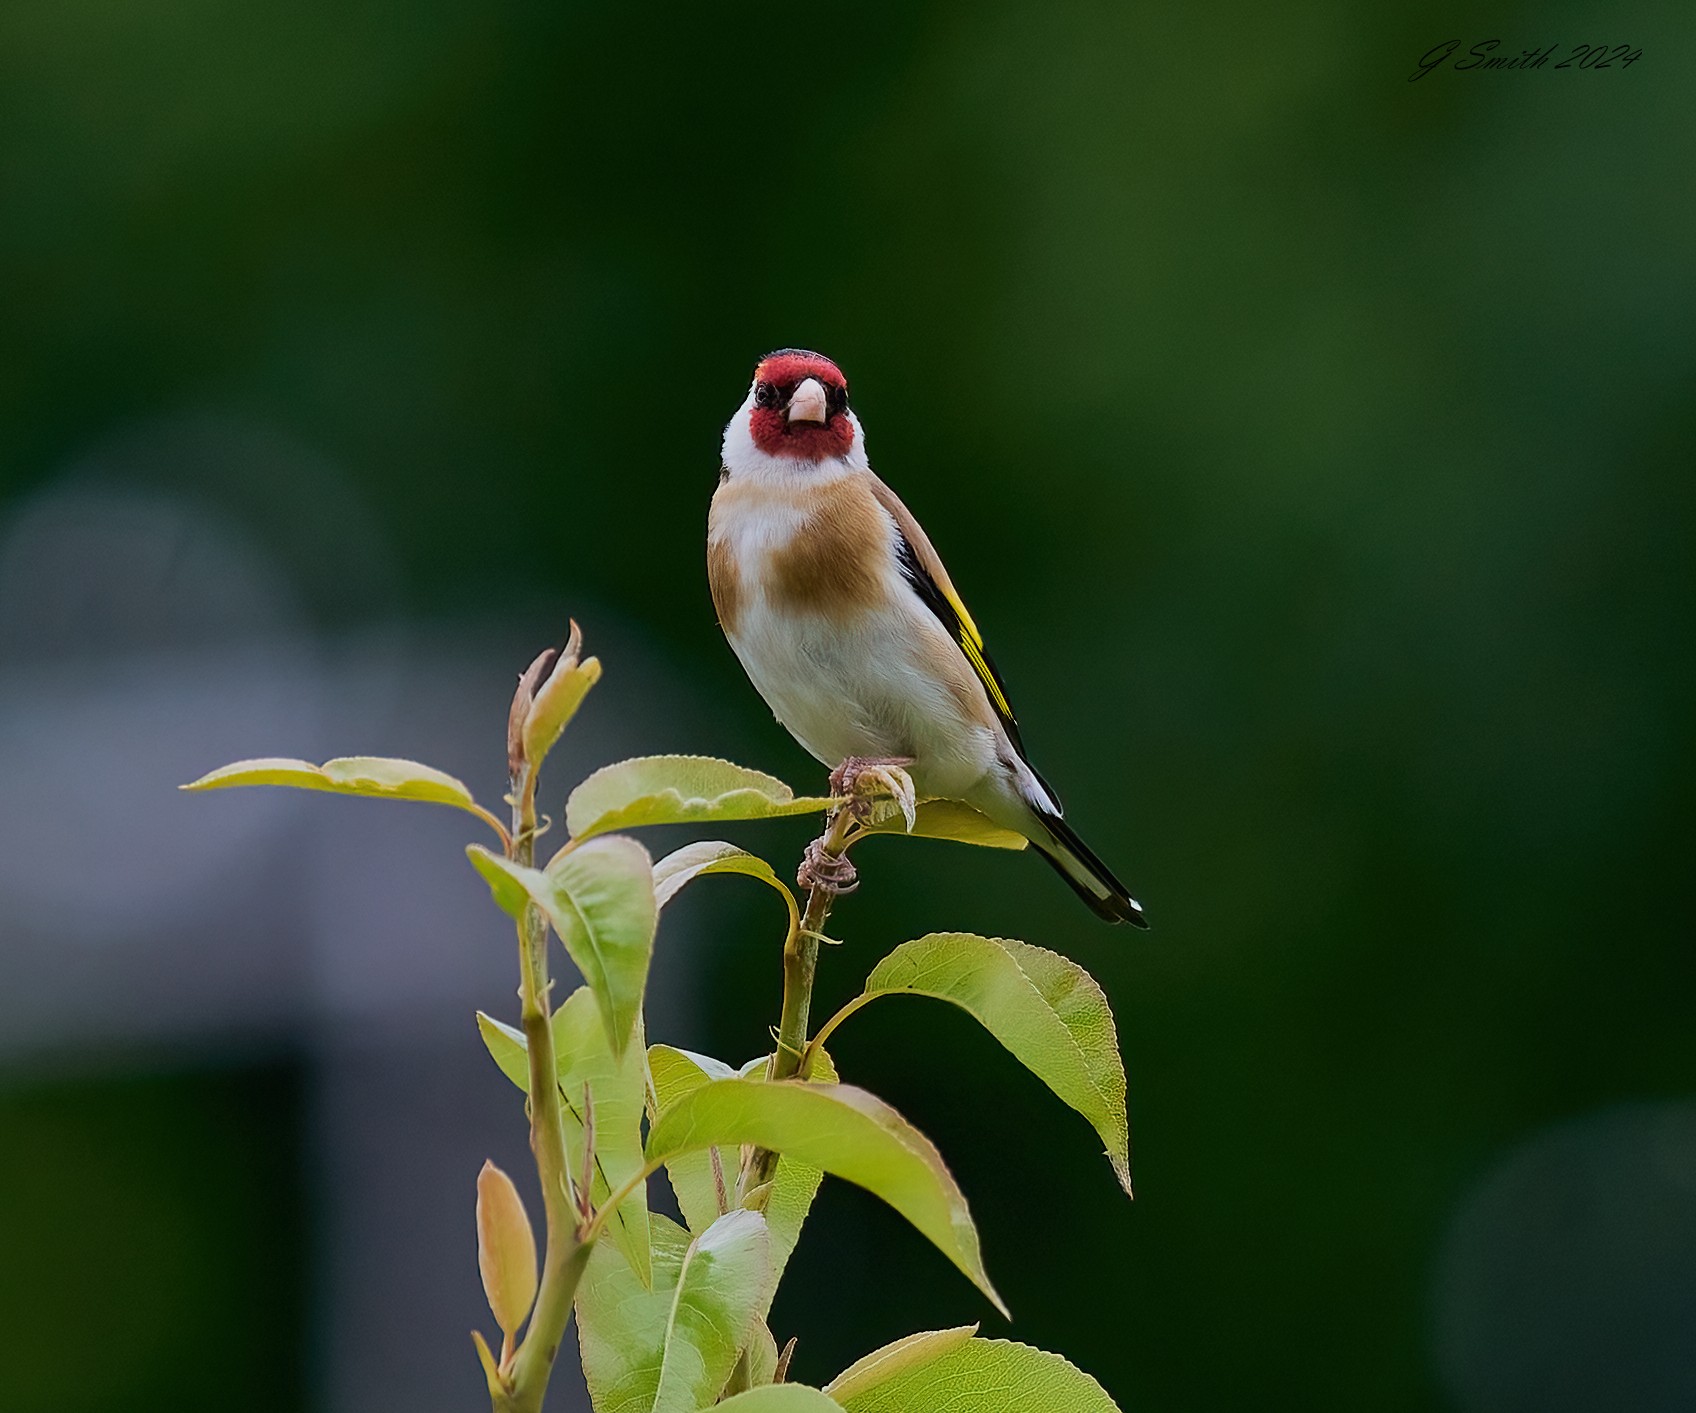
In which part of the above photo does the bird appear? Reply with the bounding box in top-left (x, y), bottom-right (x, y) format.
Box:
top-left (706, 348), bottom-right (1147, 926)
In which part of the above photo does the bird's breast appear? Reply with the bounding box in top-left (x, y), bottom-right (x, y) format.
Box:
top-left (707, 472), bottom-right (1001, 793)
top-left (708, 473), bottom-right (894, 636)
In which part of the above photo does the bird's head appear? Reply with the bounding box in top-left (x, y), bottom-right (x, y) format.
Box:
top-left (724, 349), bottom-right (861, 475)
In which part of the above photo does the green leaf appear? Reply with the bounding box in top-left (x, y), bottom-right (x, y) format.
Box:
top-left (576, 1211), bottom-right (773, 1413)
top-left (567, 755), bottom-right (835, 840)
top-left (650, 1045), bottom-right (739, 1100)
top-left (653, 841), bottom-right (800, 939)
top-left (855, 799), bottom-right (1028, 851)
top-left (824, 1326), bottom-right (977, 1403)
top-left (182, 756), bottom-right (498, 827)
top-left (743, 1319), bottom-right (780, 1388)
top-left (474, 1010), bottom-right (525, 1085)
top-left (645, 1079), bottom-right (1004, 1315)
top-left (476, 1012), bottom-right (529, 1089)
top-left (522, 627), bottom-right (602, 766)
top-left (856, 933), bottom-right (1131, 1195)
top-left (828, 1338), bottom-right (1121, 1413)
top-left (648, 1047), bottom-right (836, 1296)
top-left (474, 993), bottom-right (652, 1283)
top-left (554, 988), bottom-right (652, 1284)
top-left (742, 1052), bottom-right (836, 1293)
top-left (578, 1217), bottom-right (686, 1413)
top-left (466, 838), bottom-right (657, 1056)
top-left (544, 837), bottom-right (658, 1056)
top-left (652, 1209), bottom-right (774, 1413)
top-left (525, 656), bottom-right (603, 763)
top-left (649, 1045), bottom-right (737, 1236)
top-left (717, 1389), bottom-right (845, 1412)
top-left (466, 846), bottom-right (533, 921)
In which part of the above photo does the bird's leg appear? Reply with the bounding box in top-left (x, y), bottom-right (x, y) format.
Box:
top-left (830, 755), bottom-right (916, 821)
top-left (797, 836), bottom-right (859, 895)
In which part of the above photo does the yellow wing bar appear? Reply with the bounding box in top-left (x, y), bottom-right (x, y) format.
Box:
top-left (958, 630), bottom-right (1013, 718)
top-left (893, 534), bottom-right (1021, 736)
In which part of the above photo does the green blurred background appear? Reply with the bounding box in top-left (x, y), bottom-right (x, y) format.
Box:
top-left (2, 1), bottom-right (1692, 1409)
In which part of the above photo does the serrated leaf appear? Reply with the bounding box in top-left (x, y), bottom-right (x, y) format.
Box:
top-left (466, 838), bottom-right (657, 1056)
top-left (567, 755), bottom-right (835, 840)
top-left (856, 933), bottom-right (1131, 1195)
top-left (824, 1326), bottom-right (977, 1403)
top-left (995, 938), bottom-right (1133, 1188)
top-left (855, 799), bottom-right (1029, 850)
top-left (475, 993), bottom-right (652, 1282)
top-left (829, 1338), bottom-right (1121, 1413)
top-left (653, 841), bottom-right (800, 939)
top-left (577, 1211), bottom-right (773, 1413)
top-left (717, 1389), bottom-right (845, 1412)
top-left (645, 1079), bottom-right (1004, 1315)
top-left (182, 755), bottom-right (496, 824)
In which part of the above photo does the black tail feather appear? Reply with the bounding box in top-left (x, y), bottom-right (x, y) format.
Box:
top-left (1031, 809), bottom-right (1150, 928)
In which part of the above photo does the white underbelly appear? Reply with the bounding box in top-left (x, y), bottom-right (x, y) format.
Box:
top-left (727, 596), bottom-right (998, 800)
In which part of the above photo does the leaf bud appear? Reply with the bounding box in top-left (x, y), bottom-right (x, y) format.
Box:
top-left (507, 645), bottom-right (558, 781)
top-left (522, 621), bottom-right (602, 771)
top-left (476, 1159), bottom-right (539, 1342)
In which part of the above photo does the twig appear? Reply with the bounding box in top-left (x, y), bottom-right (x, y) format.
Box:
top-left (742, 801), bottom-right (857, 1197)
top-left (491, 756), bottom-right (592, 1413)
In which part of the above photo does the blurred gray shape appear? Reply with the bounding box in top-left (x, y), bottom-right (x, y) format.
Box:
top-left (0, 480), bottom-right (309, 656)
top-left (0, 643), bottom-right (325, 925)
top-left (0, 452), bottom-right (710, 1413)
top-left (297, 630), bottom-right (525, 1023)
top-left (0, 481), bottom-right (335, 1052)
top-left (1433, 1101), bottom-right (1696, 1413)
top-left (16, 411), bottom-right (409, 630)
top-left (0, 483), bottom-right (329, 928)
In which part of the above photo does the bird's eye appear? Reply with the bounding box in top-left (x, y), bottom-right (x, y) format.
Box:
top-left (827, 385), bottom-right (849, 414)
top-left (754, 382), bottom-right (776, 408)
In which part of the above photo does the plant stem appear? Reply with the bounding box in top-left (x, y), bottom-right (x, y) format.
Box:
top-left (774, 804), bottom-right (857, 1078)
top-left (494, 763), bottom-right (591, 1413)
top-left (726, 803), bottom-right (857, 1397)
top-left (747, 803), bottom-right (856, 1194)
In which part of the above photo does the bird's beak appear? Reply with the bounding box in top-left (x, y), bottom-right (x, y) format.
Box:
top-left (786, 377), bottom-right (828, 425)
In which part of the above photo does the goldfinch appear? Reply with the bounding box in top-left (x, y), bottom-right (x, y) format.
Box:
top-left (707, 348), bottom-right (1148, 926)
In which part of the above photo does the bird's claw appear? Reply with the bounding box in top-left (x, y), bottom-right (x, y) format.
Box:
top-left (797, 839), bottom-right (859, 896)
top-left (830, 755), bottom-right (916, 822)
